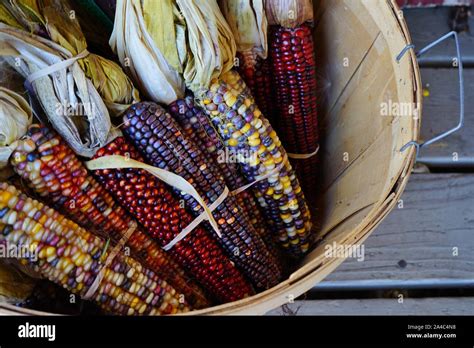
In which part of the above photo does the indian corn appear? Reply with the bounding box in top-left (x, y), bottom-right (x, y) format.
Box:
top-left (122, 102), bottom-right (282, 289)
top-left (10, 124), bottom-right (209, 308)
top-left (0, 183), bottom-right (189, 315)
top-left (268, 23), bottom-right (319, 204)
top-left (92, 136), bottom-right (255, 303)
top-left (197, 70), bottom-right (314, 256)
top-left (168, 95), bottom-right (281, 260)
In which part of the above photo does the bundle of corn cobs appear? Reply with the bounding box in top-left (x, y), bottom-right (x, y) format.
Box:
top-left (0, 0), bottom-right (320, 315)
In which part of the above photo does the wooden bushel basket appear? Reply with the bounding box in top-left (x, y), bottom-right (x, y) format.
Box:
top-left (0, 0), bottom-right (421, 315)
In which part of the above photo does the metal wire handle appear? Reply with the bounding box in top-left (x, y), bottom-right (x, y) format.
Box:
top-left (396, 31), bottom-right (465, 159)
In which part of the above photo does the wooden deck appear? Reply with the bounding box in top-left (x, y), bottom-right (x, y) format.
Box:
top-left (270, 7), bottom-right (474, 315)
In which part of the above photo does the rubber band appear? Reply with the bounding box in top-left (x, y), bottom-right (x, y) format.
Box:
top-left (83, 220), bottom-right (137, 300)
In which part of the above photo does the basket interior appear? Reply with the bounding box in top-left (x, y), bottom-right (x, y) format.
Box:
top-left (299, 0), bottom-right (419, 266)
top-left (0, 0), bottom-right (420, 316)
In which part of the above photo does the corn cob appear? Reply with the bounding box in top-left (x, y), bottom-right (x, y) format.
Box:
top-left (0, 183), bottom-right (189, 315)
top-left (268, 23), bottom-right (319, 204)
top-left (237, 52), bottom-right (276, 126)
top-left (196, 70), bottom-right (313, 256)
top-left (122, 102), bottom-right (282, 289)
top-left (91, 136), bottom-right (254, 303)
top-left (168, 95), bottom-right (281, 260)
top-left (9, 124), bottom-right (210, 308)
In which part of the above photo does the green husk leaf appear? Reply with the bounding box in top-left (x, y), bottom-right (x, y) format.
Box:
top-left (0, 4), bottom-right (23, 29)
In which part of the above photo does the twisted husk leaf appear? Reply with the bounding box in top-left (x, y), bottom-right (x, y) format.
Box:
top-left (0, 0), bottom-right (139, 115)
top-left (0, 23), bottom-right (112, 157)
top-left (109, 0), bottom-right (186, 105)
top-left (177, 0), bottom-right (236, 94)
top-left (219, 0), bottom-right (268, 59)
top-left (265, 0), bottom-right (314, 28)
top-left (0, 87), bottom-right (32, 169)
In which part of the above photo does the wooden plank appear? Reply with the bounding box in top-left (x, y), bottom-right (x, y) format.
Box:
top-left (314, 174), bottom-right (474, 289)
top-left (403, 7), bottom-right (474, 67)
top-left (268, 297), bottom-right (474, 315)
top-left (399, 0), bottom-right (474, 8)
top-left (416, 69), bottom-right (474, 167)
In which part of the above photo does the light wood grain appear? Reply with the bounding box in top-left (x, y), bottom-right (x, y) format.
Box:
top-left (319, 174), bottom-right (474, 288)
top-left (269, 297), bottom-right (474, 315)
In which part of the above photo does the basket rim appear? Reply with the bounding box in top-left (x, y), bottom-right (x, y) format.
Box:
top-left (0, 0), bottom-right (422, 316)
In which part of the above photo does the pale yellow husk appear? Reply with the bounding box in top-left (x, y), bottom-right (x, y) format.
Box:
top-left (0, 87), bottom-right (32, 169)
top-left (177, 0), bottom-right (236, 93)
top-left (265, 0), bottom-right (313, 28)
top-left (110, 0), bottom-right (186, 105)
top-left (219, 0), bottom-right (268, 59)
top-left (0, 260), bottom-right (36, 304)
top-left (0, 23), bottom-right (111, 157)
top-left (0, 0), bottom-right (139, 115)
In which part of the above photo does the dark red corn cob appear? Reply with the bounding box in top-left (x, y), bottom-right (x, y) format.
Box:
top-left (91, 136), bottom-right (254, 303)
top-left (122, 102), bottom-right (282, 290)
top-left (237, 51), bottom-right (277, 127)
top-left (269, 23), bottom-right (319, 206)
top-left (168, 95), bottom-right (281, 260)
top-left (10, 124), bottom-right (210, 308)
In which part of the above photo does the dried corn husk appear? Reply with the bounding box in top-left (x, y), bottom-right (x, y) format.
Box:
top-left (0, 86), bottom-right (32, 169)
top-left (0, 0), bottom-right (139, 115)
top-left (0, 3), bottom-right (22, 29)
top-left (176, 0), bottom-right (236, 93)
top-left (0, 23), bottom-right (111, 157)
top-left (265, 0), bottom-right (313, 28)
top-left (219, 0), bottom-right (267, 59)
top-left (110, 0), bottom-right (186, 104)
top-left (0, 260), bottom-right (36, 304)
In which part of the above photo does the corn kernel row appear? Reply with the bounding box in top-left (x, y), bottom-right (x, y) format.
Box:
top-left (10, 124), bottom-right (209, 308)
top-left (0, 183), bottom-right (189, 315)
top-left (122, 102), bottom-right (282, 289)
top-left (91, 136), bottom-right (254, 303)
top-left (196, 70), bottom-right (314, 256)
top-left (268, 24), bottom-right (319, 205)
top-left (168, 95), bottom-right (281, 260)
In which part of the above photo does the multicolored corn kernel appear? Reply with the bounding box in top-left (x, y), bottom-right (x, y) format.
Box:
top-left (168, 95), bottom-right (281, 260)
top-left (91, 136), bottom-right (254, 303)
top-left (268, 24), bottom-right (319, 205)
top-left (196, 70), bottom-right (314, 256)
top-left (0, 183), bottom-right (189, 315)
top-left (237, 51), bottom-right (276, 127)
top-left (9, 124), bottom-right (209, 308)
top-left (122, 102), bottom-right (282, 289)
